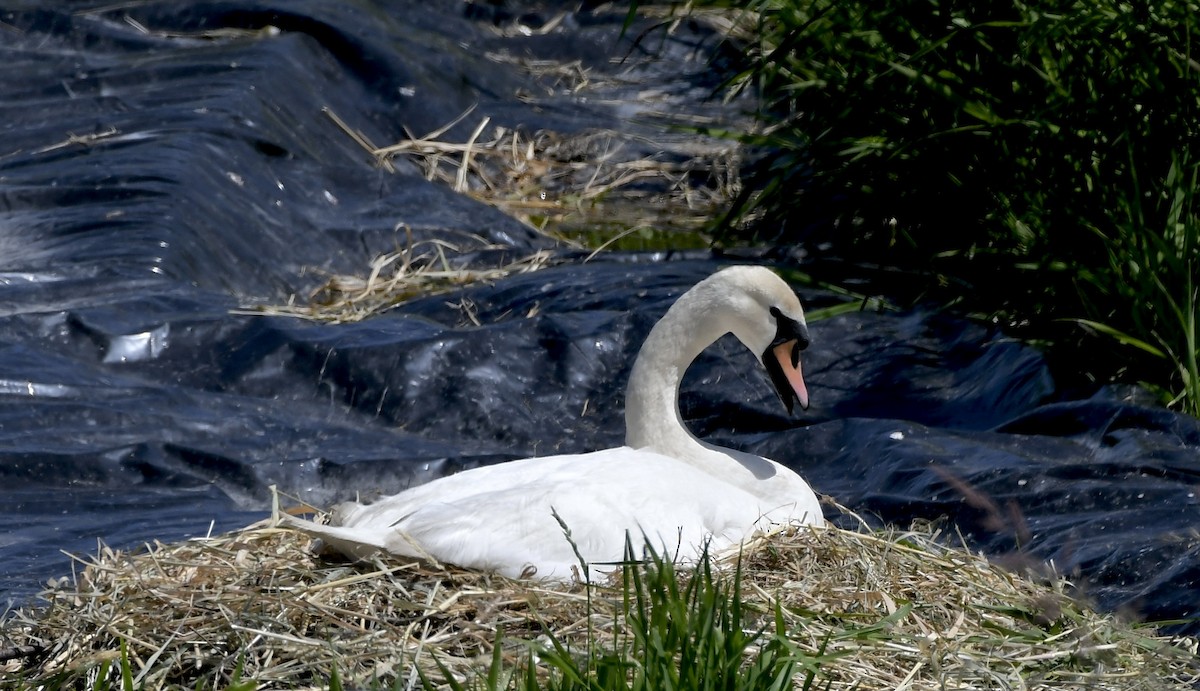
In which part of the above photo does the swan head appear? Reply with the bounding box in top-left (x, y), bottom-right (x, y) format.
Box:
top-left (711, 266), bottom-right (811, 414)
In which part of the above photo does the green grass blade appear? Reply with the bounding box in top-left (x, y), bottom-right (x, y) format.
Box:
top-left (1066, 319), bottom-right (1169, 360)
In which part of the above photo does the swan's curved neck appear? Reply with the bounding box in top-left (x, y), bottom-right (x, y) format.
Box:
top-left (624, 285), bottom-right (735, 468)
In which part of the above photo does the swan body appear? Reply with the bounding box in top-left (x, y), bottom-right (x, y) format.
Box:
top-left (281, 265), bottom-right (823, 580)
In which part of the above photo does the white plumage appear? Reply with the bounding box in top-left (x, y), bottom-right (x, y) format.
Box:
top-left (280, 265), bottom-right (824, 580)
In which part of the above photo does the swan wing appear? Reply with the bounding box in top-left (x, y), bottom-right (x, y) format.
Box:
top-left (286, 447), bottom-right (772, 579)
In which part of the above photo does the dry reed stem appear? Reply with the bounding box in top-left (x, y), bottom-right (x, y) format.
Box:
top-left (3, 512), bottom-right (1197, 690)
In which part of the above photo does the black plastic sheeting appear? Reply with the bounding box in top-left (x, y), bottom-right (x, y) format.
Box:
top-left (3, 1), bottom-right (1200, 636)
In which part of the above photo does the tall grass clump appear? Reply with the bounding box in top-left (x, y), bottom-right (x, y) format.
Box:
top-left (420, 533), bottom-right (830, 691)
top-left (497, 541), bottom-right (831, 691)
top-left (702, 0), bottom-right (1200, 412)
top-left (1074, 155), bottom-right (1200, 412)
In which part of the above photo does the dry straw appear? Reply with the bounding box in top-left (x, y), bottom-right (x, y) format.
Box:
top-left (3, 496), bottom-right (1197, 690)
top-left (236, 233), bottom-right (557, 324)
top-left (326, 101), bottom-right (738, 242)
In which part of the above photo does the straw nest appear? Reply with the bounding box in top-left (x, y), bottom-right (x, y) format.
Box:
top-left (3, 501), bottom-right (1197, 690)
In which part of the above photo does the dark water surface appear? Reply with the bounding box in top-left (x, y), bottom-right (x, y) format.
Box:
top-left (1, 1), bottom-right (1199, 635)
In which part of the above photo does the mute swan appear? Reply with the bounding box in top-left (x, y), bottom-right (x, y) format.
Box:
top-left (280, 265), bottom-right (823, 580)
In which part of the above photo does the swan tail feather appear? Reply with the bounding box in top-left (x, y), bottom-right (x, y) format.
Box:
top-left (276, 513), bottom-right (426, 564)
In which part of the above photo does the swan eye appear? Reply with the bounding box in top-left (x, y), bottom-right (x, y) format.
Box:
top-left (769, 306), bottom-right (810, 353)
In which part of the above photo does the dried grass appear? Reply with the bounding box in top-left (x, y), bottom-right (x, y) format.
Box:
top-left (633, 2), bottom-right (767, 46)
top-left (331, 103), bottom-right (738, 243)
top-left (3, 500), bottom-right (1197, 690)
top-left (236, 235), bottom-right (556, 324)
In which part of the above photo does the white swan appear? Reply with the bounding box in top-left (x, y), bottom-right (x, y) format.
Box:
top-left (280, 265), bottom-right (823, 580)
